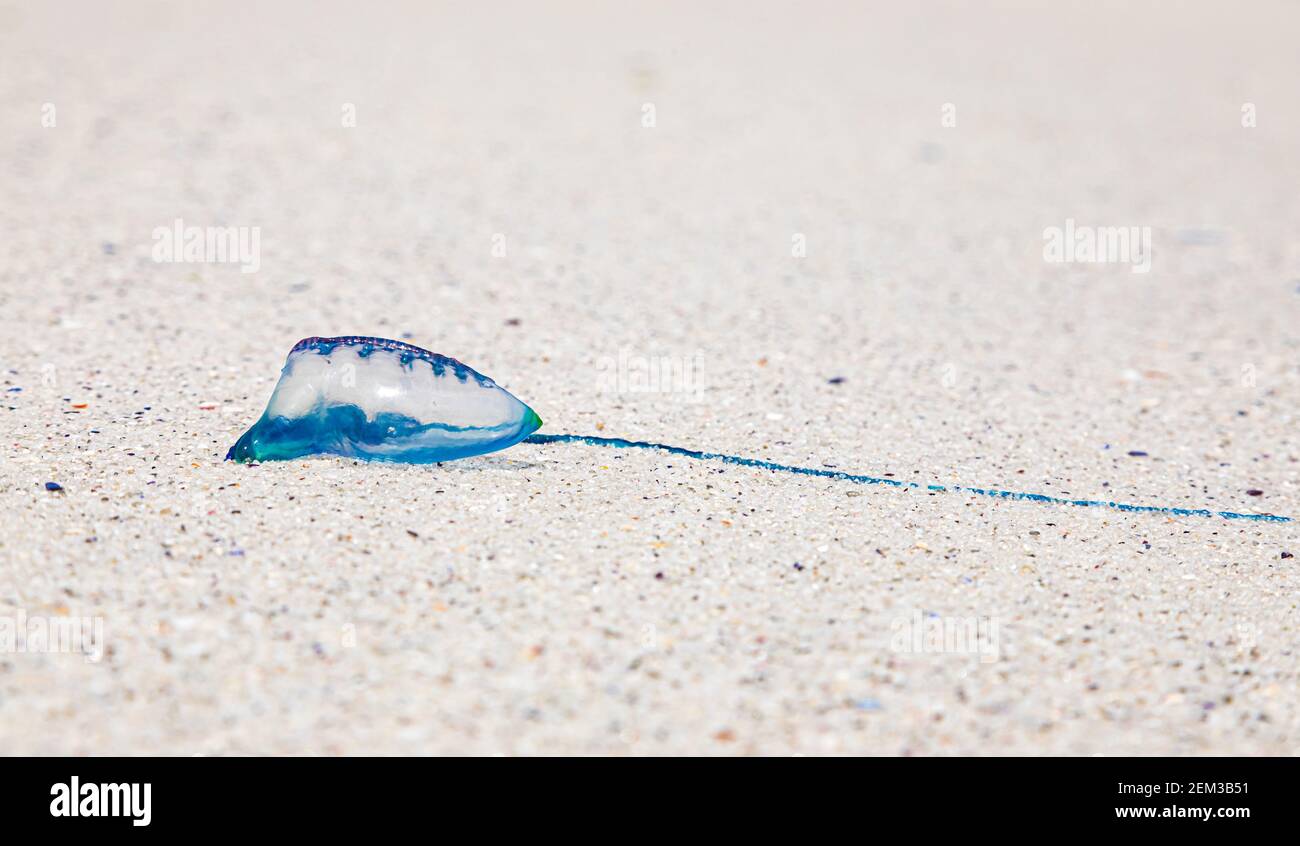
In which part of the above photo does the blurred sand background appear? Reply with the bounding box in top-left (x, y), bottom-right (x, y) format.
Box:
top-left (1, 0), bottom-right (1298, 754)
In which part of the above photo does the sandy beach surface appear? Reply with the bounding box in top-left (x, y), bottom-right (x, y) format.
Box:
top-left (2, 1), bottom-right (1298, 754)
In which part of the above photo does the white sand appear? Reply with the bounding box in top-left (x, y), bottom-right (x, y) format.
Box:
top-left (1, 1), bottom-right (1298, 754)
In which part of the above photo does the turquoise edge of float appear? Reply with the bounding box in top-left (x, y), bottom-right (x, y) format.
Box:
top-left (523, 434), bottom-right (1291, 523)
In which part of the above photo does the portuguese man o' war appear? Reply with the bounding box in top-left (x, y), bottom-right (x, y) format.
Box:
top-left (227, 336), bottom-right (1290, 523)
top-left (226, 336), bottom-right (542, 463)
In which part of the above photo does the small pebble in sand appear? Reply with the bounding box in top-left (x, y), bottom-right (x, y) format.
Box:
top-left (1246, 489), bottom-right (1264, 497)
top-left (44, 482), bottom-right (63, 492)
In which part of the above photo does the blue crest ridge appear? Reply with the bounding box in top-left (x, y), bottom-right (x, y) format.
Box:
top-left (289, 335), bottom-right (494, 387)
